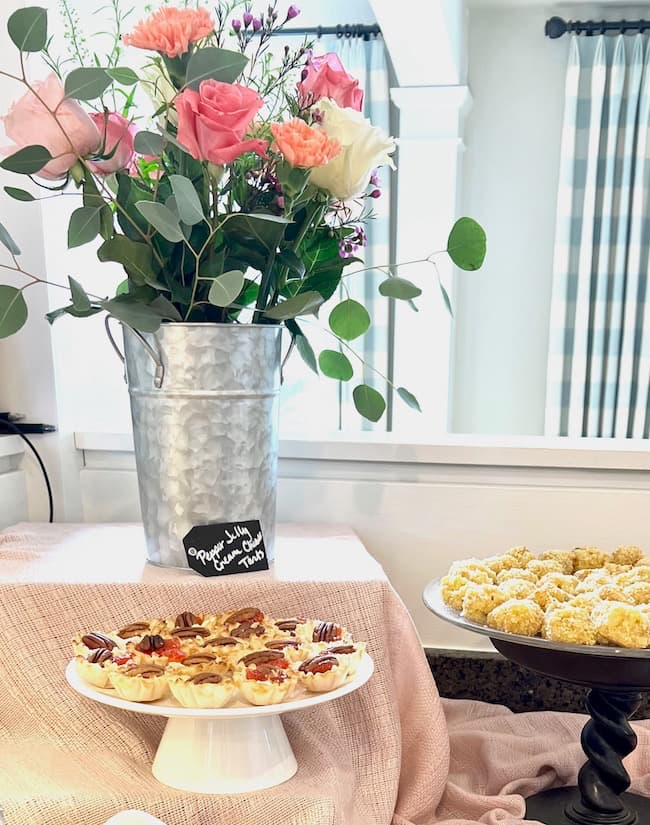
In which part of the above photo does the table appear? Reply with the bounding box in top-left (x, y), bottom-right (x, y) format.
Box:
top-left (0, 523), bottom-right (443, 825)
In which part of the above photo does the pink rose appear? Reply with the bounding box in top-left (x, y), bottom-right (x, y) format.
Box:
top-left (86, 112), bottom-right (136, 175)
top-left (297, 53), bottom-right (363, 112)
top-left (175, 79), bottom-right (268, 165)
top-left (1, 73), bottom-right (100, 180)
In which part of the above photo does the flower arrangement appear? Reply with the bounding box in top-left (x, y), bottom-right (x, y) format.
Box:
top-left (0, 2), bottom-right (485, 421)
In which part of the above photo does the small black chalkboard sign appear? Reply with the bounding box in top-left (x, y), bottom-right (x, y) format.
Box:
top-left (183, 520), bottom-right (269, 577)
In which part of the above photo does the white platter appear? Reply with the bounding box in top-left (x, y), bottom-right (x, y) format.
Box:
top-left (66, 654), bottom-right (374, 793)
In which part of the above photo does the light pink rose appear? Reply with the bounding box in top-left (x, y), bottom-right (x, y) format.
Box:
top-left (176, 79), bottom-right (268, 165)
top-left (1, 73), bottom-right (100, 180)
top-left (297, 53), bottom-right (363, 112)
top-left (86, 112), bottom-right (136, 175)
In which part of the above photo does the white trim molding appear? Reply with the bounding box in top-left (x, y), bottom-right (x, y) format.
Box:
top-left (73, 432), bottom-right (650, 651)
top-left (0, 435), bottom-right (28, 528)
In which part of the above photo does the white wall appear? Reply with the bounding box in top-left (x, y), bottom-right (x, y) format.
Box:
top-left (452, 4), bottom-right (568, 436)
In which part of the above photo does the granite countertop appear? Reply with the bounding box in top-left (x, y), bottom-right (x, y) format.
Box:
top-left (426, 649), bottom-right (650, 718)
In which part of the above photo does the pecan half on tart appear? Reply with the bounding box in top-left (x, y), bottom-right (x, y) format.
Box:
top-left (297, 653), bottom-right (347, 692)
top-left (74, 647), bottom-right (115, 688)
top-left (168, 670), bottom-right (235, 709)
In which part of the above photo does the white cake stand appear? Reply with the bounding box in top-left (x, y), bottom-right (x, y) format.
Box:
top-left (66, 655), bottom-right (373, 794)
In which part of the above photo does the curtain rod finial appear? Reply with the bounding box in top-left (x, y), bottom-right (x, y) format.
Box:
top-left (546, 16), bottom-right (568, 39)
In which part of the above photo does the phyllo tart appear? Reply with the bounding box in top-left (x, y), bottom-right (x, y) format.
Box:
top-left (108, 662), bottom-right (168, 702)
top-left (234, 650), bottom-right (296, 705)
top-left (296, 653), bottom-right (347, 692)
top-left (74, 647), bottom-right (115, 688)
top-left (168, 672), bottom-right (235, 708)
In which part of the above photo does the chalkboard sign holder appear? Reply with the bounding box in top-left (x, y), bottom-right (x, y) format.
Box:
top-left (183, 520), bottom-right (269, 577)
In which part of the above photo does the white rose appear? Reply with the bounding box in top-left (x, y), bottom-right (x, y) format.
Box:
top-left (141, 64), bottom-right (178, 126)
top-left (309, 99), bottom-right (396, 200)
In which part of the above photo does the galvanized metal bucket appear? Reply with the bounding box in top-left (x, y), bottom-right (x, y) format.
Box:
top-left (106, 321), bottom-right (282, 568)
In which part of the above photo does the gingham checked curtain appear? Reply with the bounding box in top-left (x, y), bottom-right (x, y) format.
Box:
top-left (545, 34), bottom-right (650, 438)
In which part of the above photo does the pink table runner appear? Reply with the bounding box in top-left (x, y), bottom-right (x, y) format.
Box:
top-left (2, 523), bottom-right (650, 825)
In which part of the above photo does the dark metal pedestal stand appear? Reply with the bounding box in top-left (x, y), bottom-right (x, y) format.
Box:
top-left (492, 639), bottom-right (650, 825)
top-left (422, 580), bottom-right (650, 825)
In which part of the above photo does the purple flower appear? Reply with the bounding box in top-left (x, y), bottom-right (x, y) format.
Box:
top-left (287, 4), bottom-right (300, 19)
top-left (369, 188), bottom-right (381, 199)
top-left (338, 239), bottom-right (357, 259)
top-left (232, 18), bottom-right (242, 32)
top-left (370, 170), bottom-right (380, 187)
top-left (354, 226), bottom-right (367, 247)
top-left (276, 195), bottom-right (285, 209)
top-left (243, 11), bottom-right (253, 26)
top-left (252, 17), bottom-right (262, 31)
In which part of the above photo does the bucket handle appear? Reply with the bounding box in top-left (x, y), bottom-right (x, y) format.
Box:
top-left (104, 315), bottom-right (165, 389)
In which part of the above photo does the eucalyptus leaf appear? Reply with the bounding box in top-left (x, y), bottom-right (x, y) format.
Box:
top-left (46, 304), bottom-right (102, 323)
top-left (439, 281), bottom-right (454, 317)
top-left (277, 249), bottom-right (305, 278)
top-left (352, 384), bottom-right (386, 422)
top-left (263, 290), bottom-right (323, 321)
top-left (64, 67), bottom-right (111, 100)
top-left (285, 319), bottom-right (317, 374)
top-left (397, 387), bottom-right (422, 412)
top-left (318, 349), bottom-right (353, 381)
top-left (7, 6), bottom-right (47, 52)
top-left (135, 201), bottom-right (184, 242)
top-left (185, 47), bottom-right (248, 89)
top-left (0, 222), bottom-right (21, 256)
top-left (68, 206), bottom-right (101, 248)
top-left (0, 145), bottom-right (52, 175)
top-left (97, 235), bottom-right (158, 286)
top-left (68, 276), bottom-right (91, 312)
top-left (105, 66), bottom-right (139, 86)
top-left (447, 217), bottom-right (487, 271)
top-left (3, 186), bottom-right (35, 202)
top-left (328, 299), bottom-right (370, 341)
top-left (101, 295), bottom-right (175, 333)
top-left (169, 174), bottom-right (204, 225)
top-left (224, 212), bottom-right (290, 251)
top-left (133, 131), bottom-right (164, 156)
top-left (207, 269), bottom-right (245, 307)
top-left (0, 285), bottom-right (28, 338)
top-left (378, 277), bottom-right (422, 300)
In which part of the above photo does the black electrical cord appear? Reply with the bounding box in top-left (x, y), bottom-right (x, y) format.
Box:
top-left (0, 417), bottom-right (54, 523)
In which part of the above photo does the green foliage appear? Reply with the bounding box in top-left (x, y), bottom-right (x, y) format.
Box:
top-left (207, 270), bottom-right (245, 307)
top-left (101, 294), bottom-right (179, 333)
top-left (224, 213), bottom-right (290, 251)
top-left (329, 299), bottom-right (370, 341)
top-left (133, 132), bottom-right (164, 156)
top-left (68, 276), bottom-right (91, 311)
top-left (378, 277), bottom-right (422, 300)
top-left (285, 319), bottom-right (317, 374)
top-left (447, 217), bottom-right (487, 271)
top-left (64, 67), bottom-right (111, 100)
top-left (0, 145), bottom-right (52, 175)
top-left (7, 6), bottom-right (47, 52)
top-left (68, 206), bottom-right (101, 248)
top-left (318, 350), bottom-right (353, 381)
top-left (185, 47), bottom-right (248, 89)
top-left (4, 186), bottom-right (35, 202)
top-left (353, 384), bottom-right (386, 422)
top-left (97, 236), bottom-right (159, 287)
top-left (169, 175), bottom-right (204, 225)
top-left (135, 201), bottom-right (184, 243)
top-left (397, 387), bottom-right (421, 412)
top-left (0, 286), bottom-right (28, 338)
top-left (105, 67), bottom-right (138, 86)
top-left (263, 291), bottom-right (323, 321)
top-left (0, 222), bottom-right (20, 256)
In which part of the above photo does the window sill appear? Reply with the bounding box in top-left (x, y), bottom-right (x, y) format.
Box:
top-left (74, 431), bottom-right (650, 472)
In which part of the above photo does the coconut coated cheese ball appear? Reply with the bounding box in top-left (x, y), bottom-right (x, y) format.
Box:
top-left (544, 606), bottom-right (597, 646)
top-left (440, 544), bottom-right (650, 648)
top-left (486, 599), bottom-right (544, 637)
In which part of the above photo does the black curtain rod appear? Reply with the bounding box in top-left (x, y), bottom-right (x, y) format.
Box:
top-left (281, 24), bottom-right (382, 41)
top-left (546, 15), bottom-right (650, 39)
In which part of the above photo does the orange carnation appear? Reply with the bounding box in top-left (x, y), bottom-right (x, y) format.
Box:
top-left (123, 7), bottom-right (214, 58)
top-left (270, 119), bottom-right (340, 168)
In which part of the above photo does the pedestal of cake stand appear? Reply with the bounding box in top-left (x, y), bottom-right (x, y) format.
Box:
top-left (492, 638), bottom-right (650, 825)
top-left (422, 580), bottom-right (650, 825)
top-left (152, 713), bottom-right (297, 794)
